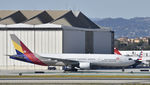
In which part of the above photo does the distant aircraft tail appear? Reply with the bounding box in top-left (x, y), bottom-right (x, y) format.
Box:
top-left (114, 48), bottom-right (121, 55)
top-left (137, 50), bottom-right (143, 61)
top-left (132, 50), bottom-right (143, 68)
top-left (10, 34), bottom-right (46, 65)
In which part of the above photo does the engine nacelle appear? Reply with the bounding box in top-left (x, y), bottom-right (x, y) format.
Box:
top-left (79, 62), bottom-right (90, 70)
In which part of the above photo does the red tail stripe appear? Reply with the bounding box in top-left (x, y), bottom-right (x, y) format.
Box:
top-left (20, 41), bottom-right (47, 66)
top-left (114, 48), bottom-right (121, 55)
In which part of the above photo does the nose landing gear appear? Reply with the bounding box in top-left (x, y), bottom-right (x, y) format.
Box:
top-left (122, 67), bottom-right (125, 72)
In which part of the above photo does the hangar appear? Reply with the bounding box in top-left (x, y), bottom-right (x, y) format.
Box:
top-left (0, 10), bottom-right (114, 70)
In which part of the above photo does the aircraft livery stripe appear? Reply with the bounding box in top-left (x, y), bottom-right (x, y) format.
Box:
top-left (20, 41), bottom-right (47, 66)
top-left (12, 40), bottom-right (24, 53)
top-left (10, 34), bottom-right (21, 46)
top-left (15, 49), bottom-right (33, 63)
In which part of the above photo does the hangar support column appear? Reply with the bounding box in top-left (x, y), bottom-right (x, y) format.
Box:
top-left (85, 31), bottom-right (93, 53)
top-left (111, 31), bottom-right (114, 54)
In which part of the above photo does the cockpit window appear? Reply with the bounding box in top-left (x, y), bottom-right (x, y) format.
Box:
top-left (128, 58), bottom-right (132, 60)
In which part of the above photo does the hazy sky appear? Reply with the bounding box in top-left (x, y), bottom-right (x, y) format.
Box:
top-left (0, 0), bottom-right (150, 18)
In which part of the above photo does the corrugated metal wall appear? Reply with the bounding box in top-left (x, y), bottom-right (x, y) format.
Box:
top-left (93, 31), bottom-right (113, 54)
top-left (63, 30), bottom-right (85, 53)
top-left (63, 29), bottom-right (113, 54)
top-left (0, 30), bottom-right (62, 70)
top-left (34, 30), bottom-right (62, 54)
top-left (0, 30), bottom-right (7, 69)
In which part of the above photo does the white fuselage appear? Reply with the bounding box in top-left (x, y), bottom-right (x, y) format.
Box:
top-left (39, 54), bottom-right (135, 67)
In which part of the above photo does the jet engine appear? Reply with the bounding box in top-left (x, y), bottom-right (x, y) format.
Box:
top-left (79, 62), bottom-right (90, 70)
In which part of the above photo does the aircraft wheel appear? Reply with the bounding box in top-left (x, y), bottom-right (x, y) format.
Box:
top-left (122, 67), bottom-right (125, 72)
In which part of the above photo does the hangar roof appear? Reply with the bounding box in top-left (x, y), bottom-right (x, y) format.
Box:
top-left (0, 23), bottom-right (61, 29)
top-left (62, 26), bottom-right (111, 32)
top-left (0, 23), bottom-right (111, 32)
top-left (34, 23), bottom-right (61, 28)
top-left (46, 10), bottom-right (69, 20)
top-left (6, 23), bottom-right (34, 28)
top-left (52, 11), bottom-right (84, 27)
top-left (0, 10), bottom-right (99, 28)
top-left (24, 11), bottom-right (54, 24)
top-left (0, 24), bottom-right (6, 28)
top-left (0, 10), bottom-right (16, 19)
top-left (20, 10), bottom-right (43, 19)
top-left (0, 11), bottom-right (27, 24)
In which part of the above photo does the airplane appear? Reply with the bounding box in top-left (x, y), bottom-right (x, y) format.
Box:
top-left (114, 47), bottom-right (150, 67)
top-left (8, 34), bottom-right (142, 72)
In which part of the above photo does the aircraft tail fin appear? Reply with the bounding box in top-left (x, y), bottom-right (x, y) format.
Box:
top-left (10, 34), bottom-right (33, 55)
top-left (10, 34), bottom-right (46, 66)
top-left (137, 50), bottom-right (143, 61)
top-left (133, 50), bottom-right (143, 68)
top-left (114, 48), bottom-right (121, 55)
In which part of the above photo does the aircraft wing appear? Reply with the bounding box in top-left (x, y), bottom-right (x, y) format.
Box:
top-left (39, 55), bottom-right (79, 64)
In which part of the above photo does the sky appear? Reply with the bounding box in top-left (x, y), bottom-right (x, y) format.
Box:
top-left (0, 0), bottom-right (150, 19)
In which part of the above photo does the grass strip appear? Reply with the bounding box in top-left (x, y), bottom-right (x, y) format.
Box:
top-left (0, 75), bottom-right (150, 78)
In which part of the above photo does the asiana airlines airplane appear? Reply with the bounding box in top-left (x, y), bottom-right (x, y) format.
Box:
top-left (8, 34), bottom-right (142, 72)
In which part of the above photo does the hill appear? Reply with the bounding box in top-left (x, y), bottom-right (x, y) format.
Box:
top-left (93, 17), bottom-right (150, 38)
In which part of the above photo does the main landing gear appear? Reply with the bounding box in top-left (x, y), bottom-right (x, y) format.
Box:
top-left (63, 66), bottom-right (78, 72)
